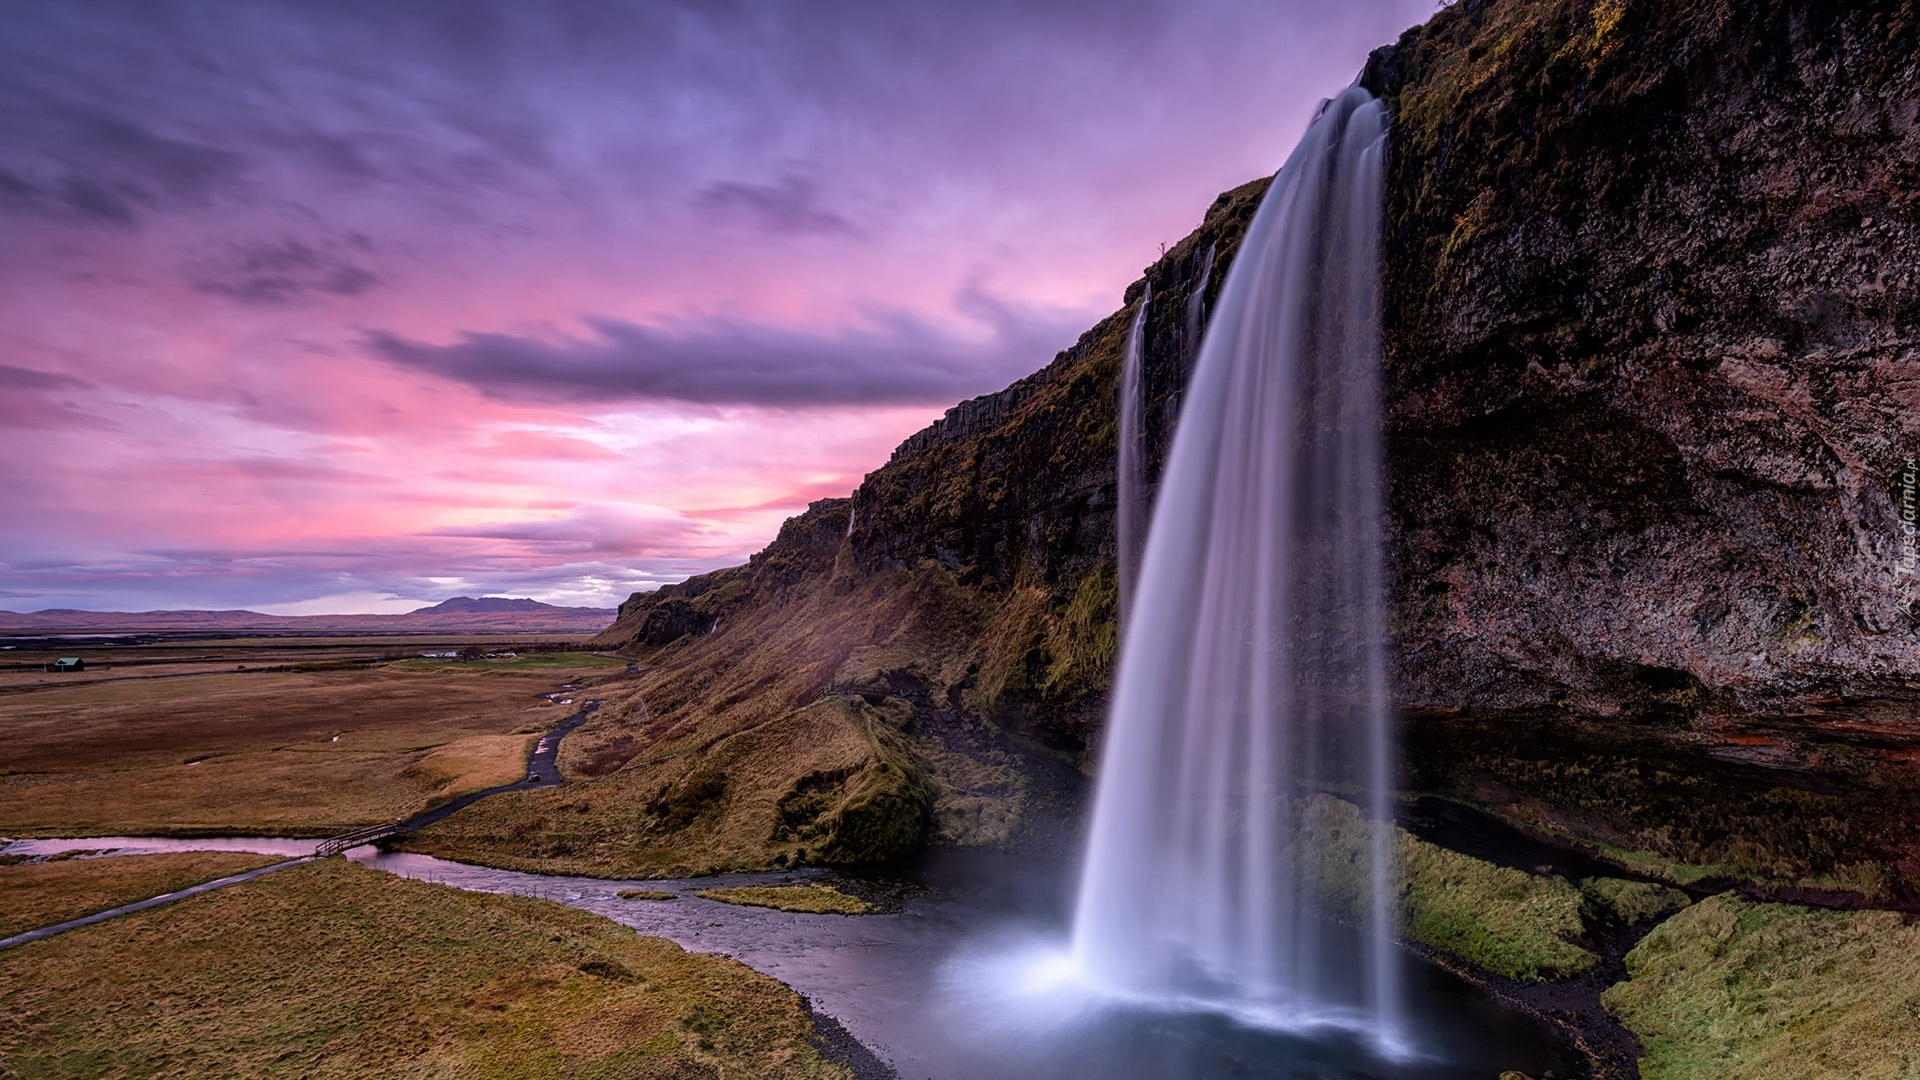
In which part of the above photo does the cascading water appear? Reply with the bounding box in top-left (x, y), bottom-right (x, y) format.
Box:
top-left (1117, 282), bottom-right (1151, 621)
top-left (1071, 86), bottom-right (1400, 1052)
top-left (1184, 241), bottom-right (1216, 361)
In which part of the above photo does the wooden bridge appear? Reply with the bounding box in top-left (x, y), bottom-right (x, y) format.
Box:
top-left (314, 821), bottom-right (408, 858)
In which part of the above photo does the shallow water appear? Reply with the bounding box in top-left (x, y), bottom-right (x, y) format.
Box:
top-left (2, 837), bottom-right (1579, 1078)
top-left (2, 835), bottom-right (324, 858)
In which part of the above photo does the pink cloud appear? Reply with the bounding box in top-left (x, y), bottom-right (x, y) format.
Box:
top-left (0, 0), bottom-right (1435, 611)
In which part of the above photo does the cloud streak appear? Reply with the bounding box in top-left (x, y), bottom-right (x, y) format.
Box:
top-left (366, 289), bottom-right (1090, 407)
top-left (193, 237), bottom-right (383, 306)
top-left (699, 174), bottom-right (862, 237)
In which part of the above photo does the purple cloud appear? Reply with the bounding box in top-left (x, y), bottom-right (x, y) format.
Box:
top-left (193, 237), bottom-right (383, 306)
top-left (365, 287), bottom-right (1091, 407)
top-left (699, 173), bottom-right (861, 237)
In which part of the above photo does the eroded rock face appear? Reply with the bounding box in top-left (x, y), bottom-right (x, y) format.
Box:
top-left (1366, 0), bottom-right (1920, 712)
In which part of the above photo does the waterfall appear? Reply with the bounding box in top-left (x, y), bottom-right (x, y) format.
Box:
top-left (1185, 241), bottom-right (1216, 362)
top-left (1117, 282), bottom-right (1151, 621)
top-left (1071, 86), bottom-right (1400, 1051)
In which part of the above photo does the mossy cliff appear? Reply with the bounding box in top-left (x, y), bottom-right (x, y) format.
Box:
top-left (424, 0), bottom-right (1920, 903)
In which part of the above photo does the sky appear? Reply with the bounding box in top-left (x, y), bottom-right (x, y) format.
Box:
top-left (0, 0), bottom-right (1434, 614)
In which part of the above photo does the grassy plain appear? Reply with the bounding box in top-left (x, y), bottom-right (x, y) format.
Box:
top-left (0, 634), bottom-right (588, 691)
top-left (398, 651), bottom-right (627, 673)
top-left (0, 858), bottom-right (850, 1078)
top-left (0, 655), bottom-right (617, 837)
top-left (0, 851), bottom-right (280, 938)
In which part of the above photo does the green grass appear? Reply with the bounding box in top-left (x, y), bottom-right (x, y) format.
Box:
top-left (0, 851), bottom-right (281, 938)
top-left (1580, 877), bottom-right (1690, 926)
top-left (0, 859), bottom-right (851, 1078)
top-left (1296, 795), bottom-right (1598, 981)
top-left (1602, 893), bottom-right (1920, 1079)
top-left (695, 884), bottom-right (875, 916)
top-left (619, 889), bottom-right (677, 901)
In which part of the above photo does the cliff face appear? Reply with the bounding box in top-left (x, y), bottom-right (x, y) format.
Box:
top-left (1366, 0), bottom-right (1920, 713)
top-left (539, 0), bottom-right (1920, 888)
top-left (1372, 0), bottom-right (1920, 901)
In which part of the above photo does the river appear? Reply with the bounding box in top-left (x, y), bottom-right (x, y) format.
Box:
top-left (2, 834), bottom-right (1581, 1078)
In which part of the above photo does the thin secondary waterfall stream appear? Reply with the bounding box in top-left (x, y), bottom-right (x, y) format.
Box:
top-left (1072, 85), bottom-right (1402, 1054)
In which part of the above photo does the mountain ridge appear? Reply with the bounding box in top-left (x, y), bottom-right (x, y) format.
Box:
top-left (0, 601), bottom-right (614, 634)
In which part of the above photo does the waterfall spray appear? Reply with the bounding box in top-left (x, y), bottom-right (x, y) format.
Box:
top-left (1072, 86), bottom-right (1400, 1053)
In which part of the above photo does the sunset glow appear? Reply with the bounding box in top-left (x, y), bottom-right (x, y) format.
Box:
top-left (1, 0), bottom-right (1433, 612)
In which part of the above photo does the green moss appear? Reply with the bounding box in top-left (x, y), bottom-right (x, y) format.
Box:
top-left (1602, 894), bottom-right (1920, 1078)
top-left (617, 889), bottom-right (676, 900)
top-left (1579, 877), bottom-right (1690, 926)
top-left (1042, 562), bottom-right (1119, 700)
top-left (1296, 795), bottom-right (1598, 982)
top-left (695, 883), bottom-right (875, 916)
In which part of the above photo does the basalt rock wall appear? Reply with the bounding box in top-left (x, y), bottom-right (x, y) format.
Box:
top-left (1365, 0), bottom-right (1920, 714)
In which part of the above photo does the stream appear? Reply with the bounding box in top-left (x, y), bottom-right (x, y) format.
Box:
top-left (2, 834), bottom-right (1582, 1078)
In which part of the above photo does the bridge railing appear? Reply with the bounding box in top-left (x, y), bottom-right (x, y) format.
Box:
top-left (315, 821), bottom-right (407, 858)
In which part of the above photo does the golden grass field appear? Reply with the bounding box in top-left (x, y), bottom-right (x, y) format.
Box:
top-left (0, 634), bottom-right (592, 691)
top-left (0, 851), bottom-right (280, 938)
top-left (0, 657), bottom-right (619, 837)
top-left (0, 858), bottom-right (851, 1078)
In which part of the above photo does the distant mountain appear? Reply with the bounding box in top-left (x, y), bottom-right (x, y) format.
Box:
top-left (410, 596), bottom-right (583, 615)
top-left (0, 601), bottom-right (616, 634)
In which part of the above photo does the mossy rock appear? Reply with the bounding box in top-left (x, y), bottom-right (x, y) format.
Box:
top-left (1603, 893), bottom-right (1920, 1078)
top-left (1296, 795), bottom-right (1598, 982)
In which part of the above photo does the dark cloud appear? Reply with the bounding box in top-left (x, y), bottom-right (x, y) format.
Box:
top-left (192, 237), bottom-right (384, 306)
top-left (0, 364), bottom-right (91, 392)
top-left (422, 504), bottom-right (708, 556)
top-left (699, 174), bottom-right (860, 237)
top-left (0, 85), bottom-right (249, 228)
top-left (366, 288), bottom-right (1089, 407)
